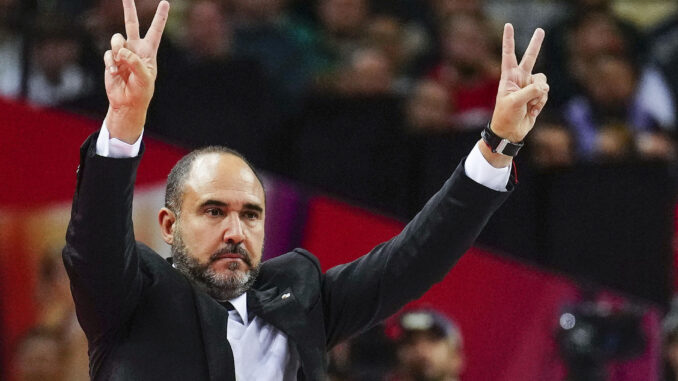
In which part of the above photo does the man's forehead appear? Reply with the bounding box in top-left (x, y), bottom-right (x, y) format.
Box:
top-left (185, 152), bottom-right (264, 199)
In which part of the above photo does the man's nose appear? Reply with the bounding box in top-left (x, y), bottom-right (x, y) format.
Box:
top-left (222, 213), bottom-right (245, 244)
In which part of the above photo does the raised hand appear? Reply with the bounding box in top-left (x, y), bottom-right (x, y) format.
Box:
top-left (490, 24), bottom-right (549, 144)
top-left (104, 0), bottom-right (170, 144)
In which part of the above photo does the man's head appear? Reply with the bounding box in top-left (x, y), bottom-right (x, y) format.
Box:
top-left (159, 147), bottom-right (265, 301)
top-left (392, 309), bottom-right (465, 381)
top-left (14, 328), bottom-right (64, 381)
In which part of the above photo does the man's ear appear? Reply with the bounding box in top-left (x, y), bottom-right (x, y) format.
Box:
top-left (158, 207), bottom-right (176, 245)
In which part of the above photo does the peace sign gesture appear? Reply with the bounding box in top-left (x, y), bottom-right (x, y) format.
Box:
top-left (104, 0), bottom-right (170, 144)
top-left (489, 24), bottom-right (549, 145)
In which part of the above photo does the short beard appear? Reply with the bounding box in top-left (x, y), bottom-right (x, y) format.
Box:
top-left (171, 224), bottom-right (260, 301)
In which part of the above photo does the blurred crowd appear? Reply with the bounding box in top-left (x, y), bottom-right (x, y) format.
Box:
top-left (2, 0), bottom-right (677, 158)
top-left (1, 0), bottom-right (677, 215)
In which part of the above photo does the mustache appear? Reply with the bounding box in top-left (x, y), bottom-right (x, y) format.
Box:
top-left (210, 243), bottom-right (252, 267)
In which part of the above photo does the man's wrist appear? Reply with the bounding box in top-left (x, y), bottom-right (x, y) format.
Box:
top-left (105, 106), bottom-right (147, 144)
top-left (481, 122), bottom-right (524, 157)
top-left (477, 139), bottom-right (513, 168)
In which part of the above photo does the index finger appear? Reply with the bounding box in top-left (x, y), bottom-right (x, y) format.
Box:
top-left (144, 0), bottom-right (170, 52)
top-left (501, 23), bottom-right (518, 72)
top-left (519, 28), bottom-right (545, 73)
top-left (122, 0), bottom-right (140, 40)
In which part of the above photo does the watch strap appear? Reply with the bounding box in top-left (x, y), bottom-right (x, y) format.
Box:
top-left (481, 122), bottom-right (524, 157)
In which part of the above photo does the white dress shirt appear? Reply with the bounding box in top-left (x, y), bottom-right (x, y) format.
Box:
top-left (226, 293), bottom-right (299, 380)
top-left (94, 123), bottom-right (511, 380)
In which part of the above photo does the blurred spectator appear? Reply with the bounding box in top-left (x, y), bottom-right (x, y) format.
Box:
top-left (327, 325), bottom-right (395, 381)
top-left (528, 114), bottom-right (575, 169)
top-left (539, 0), bottom-right (644, 107)
top-left (428, 0), bottom-right (483, 21)
top-left (428, 12), bottom-right (500, 129)
top-left (12, 327), bottom-right (64, 381)
top-left (307, 0), bottom-right (371, 91)
top-left (338, 46), bottom-right (394, 95)
top-left (183, 0), bottom-right (229, 62)
top-left (386, 309), bottom-right (464, 381)
top-left (229, 0), bottom-right (313, 110)
top-left (26, 15), bottom-right (93, 106)
top-left (662, 301), bottom-right (678, 381)
top-left (641, 7), bottom-right (678, 133)
top-left (405, 79), bottom-right (452, 133)
top-left (365, 14), bottom-right (425, 93)
top-left (563, 54), bottom-right (675, 162)
top-left (34, 249), bottom-right (89, 381)
top-left (149, 0), bottom-right (283, 169)
top-left (0, 0), bottom-right (22, 99)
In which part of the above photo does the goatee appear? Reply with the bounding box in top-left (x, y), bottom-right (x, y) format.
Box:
top-left (171, 228), bottom-right (259, 301)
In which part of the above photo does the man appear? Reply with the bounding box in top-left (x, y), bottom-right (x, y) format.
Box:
top-left (62, 1), bottom-right (549, 380)
top-left (13, 328), bottom-right (65, 381)
top-left (387, 309), bottom-right (464, 381)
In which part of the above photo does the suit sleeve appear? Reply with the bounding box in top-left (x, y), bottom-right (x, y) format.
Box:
top-left (321, 160), bottom-right (513, 348)
top-left (62, 132), bottom-right (146, 343)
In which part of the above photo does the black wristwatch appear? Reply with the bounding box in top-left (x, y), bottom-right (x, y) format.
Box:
top-left (481, 122), bottom-right (524, 157)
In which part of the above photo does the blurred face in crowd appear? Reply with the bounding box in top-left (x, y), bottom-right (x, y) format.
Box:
top-left (319, 0), bottom-right (368, 36)
top-left (186, 0), bottom-right (229, 58)
top-left (530, 123), bottom-right (575, 168)
top-left (345, 47), bottom-right (393, 95)
top-left (666, 335), bottom-right (678, 372)
top-left (442, 14), bottom-right (493, 75)
top-left (407, 80), bottom-right (452, 132)
top-left (430, 0), bottom-right (483, 20)
top-left (568, 13), bottom-right (625, 85)
top-left (160, 153), bottom-right (265, 300)
top-left (15, 334), bottom-right (63, 381)
top-left (34, 38), bottom-right (81, 82)
top-left (367, 16), bottom-right (405, 68)
top-left (397, 331), bottom-right (464, 381)
top-left (585, 55), bottom-right (636, 109)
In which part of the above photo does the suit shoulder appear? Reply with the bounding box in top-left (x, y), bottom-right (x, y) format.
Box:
top-left (264, 248), bottom-right (321, 271)
top-left (134, 242), bottom-right (191, 284)
top-left (258, 248), bottom-right (323, 290)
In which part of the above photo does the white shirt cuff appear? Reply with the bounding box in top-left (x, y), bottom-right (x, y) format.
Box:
top-left (95, 121), bottom-right (143, 158)
top-left (464, 142), bottom-right (511, 192)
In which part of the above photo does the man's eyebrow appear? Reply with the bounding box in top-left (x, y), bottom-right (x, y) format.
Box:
top-left (243, 203), bottom-right (264, 213)
top-left (198, 200), bottom-right (263, 213)
top-left (199, 200), bottom-right (227, 208)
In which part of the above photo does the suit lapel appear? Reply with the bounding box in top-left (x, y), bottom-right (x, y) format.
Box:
top-left (248, 286), bottom-right (321, 380)
top-left (192, 287), bottom-right (236, 381)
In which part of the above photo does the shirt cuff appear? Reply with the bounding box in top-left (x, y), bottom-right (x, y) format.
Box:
top-left (95, 121), bottom-right (143, 158)
top-left (464, 142), bottom-right (511, 192)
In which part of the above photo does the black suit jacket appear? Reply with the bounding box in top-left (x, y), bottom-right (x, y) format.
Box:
top-left (63, 133), bottom-right (513, 380)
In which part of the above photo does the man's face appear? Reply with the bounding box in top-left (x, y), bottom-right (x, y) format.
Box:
top-left (398, 331), bottom-right (464, 381)
top-left (169, 153), bottom-right (265, 300)
top-left (15, 336), bottom-right (62, 381)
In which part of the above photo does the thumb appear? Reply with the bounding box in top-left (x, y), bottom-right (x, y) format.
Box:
top-left (116, 48), bottom-right (151, 86)
top-left (509, 83), bottom-right (549, 108)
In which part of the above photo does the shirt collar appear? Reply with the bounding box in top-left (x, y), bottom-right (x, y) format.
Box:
top-left (229, 292), bottom-right (248, 324)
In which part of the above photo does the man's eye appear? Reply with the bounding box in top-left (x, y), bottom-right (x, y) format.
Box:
top-left (206, 208), bottom-right (223, 216)
top-left (243, 211), bottom-right (259, 220)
